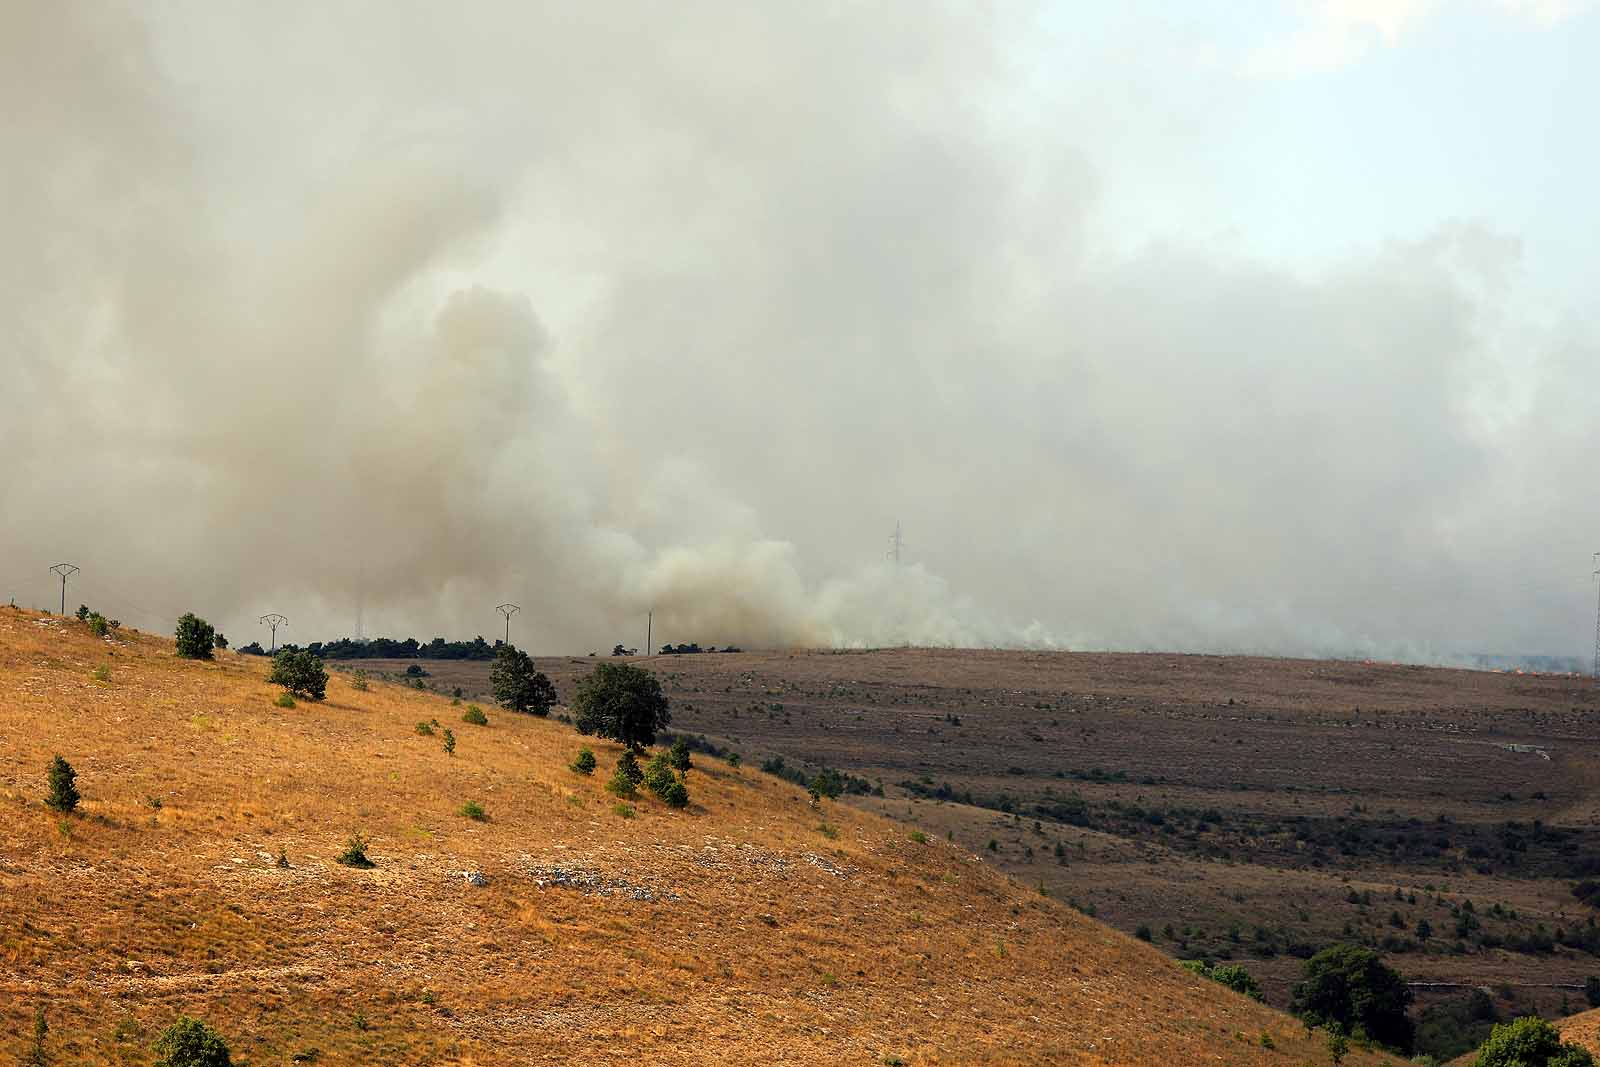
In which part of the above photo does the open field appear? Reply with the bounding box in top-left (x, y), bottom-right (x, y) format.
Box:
top-left (345, 645), bottom-right (1600, 1058)
top-left (0, 609), bottom-right (1404, 1066)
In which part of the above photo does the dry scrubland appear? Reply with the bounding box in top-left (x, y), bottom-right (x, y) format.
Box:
top-left (0, 609), bottom-right (1400, 1066)
top-left (380, 646), bottom-right (1600, 1045)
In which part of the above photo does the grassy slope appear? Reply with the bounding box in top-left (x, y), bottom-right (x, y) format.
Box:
top-left (0, 608), bottom-right (1399, 1066)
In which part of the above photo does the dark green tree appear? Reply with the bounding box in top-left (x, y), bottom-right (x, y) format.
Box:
top-left (1210, 964), bottom-right (1264, 1002)
top-left (570, 747), bottom-right (597, 775)
top-left (213, 632), bottom-right (228, 650)
top-left (572, 662), bottom-right (671, 751)
top-left (1290, 943), bottom-right (1414, 1054)
top-left (45, 755), bottom-right (79, 813)
top-left (268, 649), bottom-right (327, 701)
top-left (152, 1016), bottom-right (232, 1067)
top-left (490, 644), bottom-right (558, 715)
top-left (1473, 1016), bottom-right (1594, 1067)
top-left (644, 751), bottom-right (676, 799)
top-left (668, 736), bottom-right (692, 773)
top-left (174, 613), bottom-right (216, 660)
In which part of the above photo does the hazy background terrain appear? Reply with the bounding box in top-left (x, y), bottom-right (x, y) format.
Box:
top-left (3, 2), bottom-right (1598, 660)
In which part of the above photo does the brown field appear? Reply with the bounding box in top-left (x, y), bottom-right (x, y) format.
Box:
top-left (340, 644), bottom-right (1600, 1060)
top-left (0, 609), bottom-right (1406, 1066)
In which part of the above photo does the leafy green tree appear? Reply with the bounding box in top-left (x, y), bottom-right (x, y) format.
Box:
top-left (606, 752), bottom-right (640, 798)
top-left (490, 644), bottom-right (558, 715)
top-left (570, 747), bottom-right (597, 775)
top-left (174, 614), bottom-right (216, 659)
top-left (668, 737), bottom-right (692, 773)
top-left (1290, 943), bottom-right (1414, 1054)
top-left (45, 755), bottom-right (79, 813)
top-left (152, 1016), bottom-right (231, 1067)
top-left (573, 663), bottom-right (671, 751)
top-left (662, 778), bottom-right (689, 808)
top-left (269, 649), bottom-right (328, 700)
top-left (1473, 1016), bottom-right (1595, 1067)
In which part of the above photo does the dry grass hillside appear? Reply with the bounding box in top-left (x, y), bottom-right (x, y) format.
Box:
top-left (0, 608), bottom-right (1403, 1066)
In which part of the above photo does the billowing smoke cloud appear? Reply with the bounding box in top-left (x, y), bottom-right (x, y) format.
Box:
top-left (2, 3), bottom-right (1596, 660)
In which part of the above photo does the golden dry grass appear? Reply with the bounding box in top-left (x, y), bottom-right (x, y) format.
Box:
top-left (0, 608), bottom-right (1402, 1065)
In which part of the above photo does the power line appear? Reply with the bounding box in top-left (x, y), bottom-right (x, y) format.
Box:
top-left (259, 613), bottom-right (288, 654)
top-left (49, 563), bottom-right (79, 616)
top-left (496, 603), bottom-right (520, 647)
top-left (886, 521), bottom-right (904, 565)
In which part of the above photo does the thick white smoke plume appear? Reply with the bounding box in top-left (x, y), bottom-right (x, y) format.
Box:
top-left (2, 4), bottom-right (1596, 659)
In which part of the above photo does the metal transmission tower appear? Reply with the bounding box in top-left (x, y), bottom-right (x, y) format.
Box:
top-left (49, 563), bottom-right (79, 616)
top-left (886, 521), bottom-right (905, 565)
top-left (258, 613), bottom-right (288, 654)
top-left (496, 603), bottom-right (521, 647)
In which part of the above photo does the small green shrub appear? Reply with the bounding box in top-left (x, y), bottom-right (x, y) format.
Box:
top-left (570, 748), bottom-right (597, 775)
top-left (337, 833), bottom-right (375, 869)
top-left (442, 729), bottom-right (456, 756)
top-left (274, 692), bottom-right (296, 709)
top-left (88, 613), bottom-right (109, 637)
top-left (668, 737), bottom-right (692, 773)
top-left (1259, 1032), bottom-right (1275, 1050)
top-left (92, 663), bottom-right (111, 683)
top-left (459, 800), bottom-right (486, 821)
top-left (817, 822), bottom-right (839, 839)
top-left (415, 721), bottom-right (435, 736)
top-left (909, 830), bottom-right (928, 844)
top-left (45, 755), bottom-right (79, 813)
top-left (613, 803), bottom-right (635, 819)
top-left (644, 751), bottom-right (676, 799)
top-left (662, 779), bottom-right (689, 808)
top-left (462, 705), bottom-right (488, 726)
top-left (152, 1015), bottom-right (231, 1067)
top-left (351, 670), bottom-right (369, 692)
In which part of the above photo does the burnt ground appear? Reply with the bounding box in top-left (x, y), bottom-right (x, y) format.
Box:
top-left (340, 646), bottom-right (1600, 1051)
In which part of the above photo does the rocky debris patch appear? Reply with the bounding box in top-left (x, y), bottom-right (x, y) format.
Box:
top-left (523, 860), bottom-right (678, 902)
top-left (462, 870), bottom-right (488, 887)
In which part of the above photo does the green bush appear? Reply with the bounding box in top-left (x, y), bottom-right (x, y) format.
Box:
top-left (570, 748), bottom-right (597, 775)
top-left (572, 662), bottom-right (671, 751)
top-left (1473, 1016), bottom-right (1594, 1067)
top-left (274, 692), bottom-right (296, 708)
top-left (351, 670), bottom-right (370, 692)
top-left (337, 833), bottom-right (375, 869)
top-left (662, 778), bottom-right (689, 809)
top-left (174, 614), bottom-right (216, 660)
top-left (88, 612), bottom-right (109, 637)
top-left (644, 751), bottom-right (676, 799)
top-left (442, 729), bottom-right (456, 756)
top-left (269, 650), bottom-right (328, 701)
top-left (459, 800), bottom-right (486, 821)
top-left (606, 753), bottom-right (640, 798)
top-left (415, 720), bottom-right (435, 736)
top-left (668, 737), bottom-right (692, 773)
top-left (152, 1015), bottom-right (231, 1067)
top-left (490, 644), bottom-right (558, 715)
top-left (45, 755), bottom-right (79, 813)
top-left (462, 705), bottom-right (488, 726)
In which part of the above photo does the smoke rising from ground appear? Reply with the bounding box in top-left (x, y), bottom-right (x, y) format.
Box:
top-left (3, 3), bottom-right (1596, 660)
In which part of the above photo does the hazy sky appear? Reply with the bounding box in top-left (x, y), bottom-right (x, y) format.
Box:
top-left (3, 2), bottom-right (1598, 661)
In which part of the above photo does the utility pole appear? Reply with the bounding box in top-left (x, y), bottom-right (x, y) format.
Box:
top-left (259, 613), bottom-right (288, 654)
top-left (886, 521), bottom-right (904, 565)
top-left (1593, 553), bottom-right (1600, 679)
top-left (646, 611), bottom-right (652, 656)
top-left (496, 603), bottom-right (520, 647)
top-left (49, 563), bottom-right (79, 616)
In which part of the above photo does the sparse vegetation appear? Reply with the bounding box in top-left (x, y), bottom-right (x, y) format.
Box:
top-left (174, 613), bottom-right (216, 660)
top-left (458, 800), bottom-right (487, 821)
top-left (351, 669), bottom-right (370, 692)
top-left (274, 692), bottom-right (296, 708)
top-left (442, 728), bottom-right (456, 755)
top-left (415, 720), bottom-right (435, 736)
top-left (44, 754), bottom-right (81, 814)
top-left (462, 704), bottom-right (488, 725)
